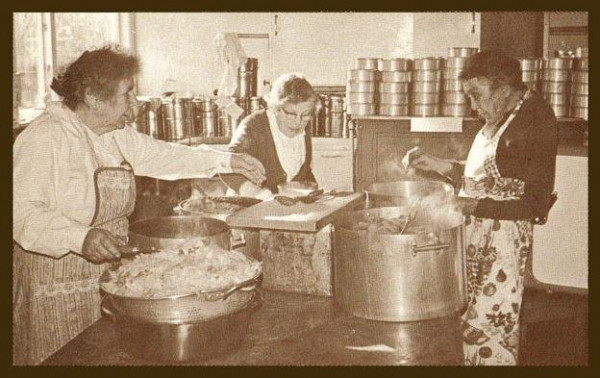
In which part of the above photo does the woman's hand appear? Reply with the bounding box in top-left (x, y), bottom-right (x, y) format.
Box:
top-left (402, 147), bottom-right (454, 177)
top-left (81, 228), bottom-right (125, 263)
top-left (230, 153), bottom-right (266, 186)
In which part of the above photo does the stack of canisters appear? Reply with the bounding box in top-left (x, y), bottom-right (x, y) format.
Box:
top-left (311, 94), bottom-right (346, 138)
top-left (520, 58), bottom-right (542, 93)
top-left (571, 52), bottom-right (588, 120)
top-left (410, 58), bottom-right (443, 117)
top-left (541, 57), bottom-right (572, 118)
top-left (346, 58), bottom-right (378, 116)
top-left (441, 57), bottom-right (470, 116)
top-left (377, 58), bottom-right (412, 116)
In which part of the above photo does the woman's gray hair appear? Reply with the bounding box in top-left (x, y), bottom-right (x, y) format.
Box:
top-left (459, 50), bottom-right (526, 91)
top-left (266, 73), bottom-right (320, 110)
top-left (50, 44), bottom-right (140, 110)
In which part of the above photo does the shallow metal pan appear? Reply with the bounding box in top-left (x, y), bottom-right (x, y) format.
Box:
top-left (378, 104), bottom-right (409, 116)
top-left (572, 71), bottom-right (589, 84)
top-left (443, 79), bottom-right (463, 92)
top-left (571, 83), bottom-right (589, 95)
top-left (541, 81), bottom-right (569, 93)
top-left (411, 81), bottom-right (442, 93)
top-left (410, 92), bottom-right (440, 105)
top-left (347, 103), bottom-right (377, 116)
top-left (380, 93), bottom-right (410, 105)
top-left (378, 82), bottom-right (410, 93)
top-left (448, 47), bottom-right (478, 58)
top-left (346, 80), bottom-right (376, 93)
top-left (378, 58), bottom-right (411, 71)
top-left (346, 92), bottom-right (376, 104)
top-left (444, 57), bottom-right (467, 68)
top-left (355, 57), bottom-right (379, 70)
top-left (442, 67), bottom-right (463, 79)
top-left (570, 106), bottom-right (588, 120)
top-left (410, 104), bottom-right (439, 117)
top-left (381, 71), bottom-right (412, 83)
top-left (570, 95), bottom-right (588, 108)
top-left (543, 93), bottom-right (570, 105)
top-left (441, 104), bottom-right (470, 117)
top-left (347, 69), bottom-right (378, 81)
top-left (413, 57), bottom-right (443, 70)
top-left (443, 91), bottom-right (468, 104)
top-left (522, 71), bottom-right (541, 82)
top-left (412, 70), bottom-right (442, 82)
top-left (550, 104), bottom-right (570, 118)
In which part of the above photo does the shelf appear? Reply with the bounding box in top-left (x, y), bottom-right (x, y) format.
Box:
top-left (549, 26), bottom-right (588, 36)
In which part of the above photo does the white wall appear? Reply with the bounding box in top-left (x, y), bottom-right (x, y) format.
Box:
top-left (413, 12), bottom-right (480, 58)
top-left (134, 12), bottom-right (480, 96)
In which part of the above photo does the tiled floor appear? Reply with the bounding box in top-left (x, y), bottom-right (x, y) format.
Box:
top-left (519, 288), bottom-right (588, 366)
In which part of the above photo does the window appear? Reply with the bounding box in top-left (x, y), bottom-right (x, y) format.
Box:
top-left (13, 12), bottom-right (132, 126)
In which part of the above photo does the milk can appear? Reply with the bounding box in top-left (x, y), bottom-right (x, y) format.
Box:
top-left (201, 98), bottom-right (218, 137)
top-left (238, 58), bottom-right (258, 97)
top-left (249, 96), bottom-right (264, 113)
top-left (330, 96), bottom-right (345, 138)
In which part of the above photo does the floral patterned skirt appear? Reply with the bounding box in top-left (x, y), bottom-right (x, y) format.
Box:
top-left (461, 215), bottom-right (533, 366)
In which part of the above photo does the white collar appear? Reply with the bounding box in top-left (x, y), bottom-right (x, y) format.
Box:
top-left (266, 108), bottom-right (306, 139)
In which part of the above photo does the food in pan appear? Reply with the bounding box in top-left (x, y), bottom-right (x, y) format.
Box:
top-left (101, 244), bottom-right (261, 298)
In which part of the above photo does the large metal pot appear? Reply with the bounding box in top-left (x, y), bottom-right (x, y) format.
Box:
top-left (101, 292), bottom-right (262, 362)
top-left (128, 215), bottom-right (231, 250)
top-left (365, 180), bottom-right (454, 208)
top-left (333, 206), bottom-right (467, 322)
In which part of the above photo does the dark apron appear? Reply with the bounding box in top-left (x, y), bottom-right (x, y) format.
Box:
top-left (13, 163), bottom-right (135, 365)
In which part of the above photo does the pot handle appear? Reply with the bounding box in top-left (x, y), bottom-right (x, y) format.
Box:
top-left (411, 242), bottom-right (450, 256)
top-left (100, 296), bottom-right (118, 322)
top-left (203, 277), bottom-right (258, 302)
top-left (231, 233), bottom-right (247, 249)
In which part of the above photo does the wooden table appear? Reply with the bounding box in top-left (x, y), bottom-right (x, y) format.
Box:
top-left (42, 290), bottom-right (464, 366)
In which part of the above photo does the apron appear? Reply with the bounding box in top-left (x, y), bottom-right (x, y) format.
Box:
top-left (13, 136), bottom-right (136, 365)
top-left (460, 93), bottom-right (533, 366)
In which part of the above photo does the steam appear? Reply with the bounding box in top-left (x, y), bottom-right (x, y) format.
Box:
top-left (412, 192), bottom-right (463, 230)
top-left (378, 157), bottom-right (420, 181)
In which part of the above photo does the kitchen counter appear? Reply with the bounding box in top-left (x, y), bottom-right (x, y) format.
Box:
top-left (42, 290), bottom-right (463, 366)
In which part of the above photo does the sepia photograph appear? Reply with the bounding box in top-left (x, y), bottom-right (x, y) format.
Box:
top-left (12, 10), bottom-right (588, 367)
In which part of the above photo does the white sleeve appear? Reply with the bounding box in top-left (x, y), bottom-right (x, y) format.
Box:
top-left (13, 130), bottom-right (91, 258)
top-left (115, 128), bottom-right (233, 180)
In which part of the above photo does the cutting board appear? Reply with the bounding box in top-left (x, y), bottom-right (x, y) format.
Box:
top-left (226, 192), bottom-right (364, 232)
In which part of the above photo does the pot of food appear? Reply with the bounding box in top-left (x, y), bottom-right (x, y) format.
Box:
top-left (333, 205), bottom-right (467, 322)
top-left (365, 180), bottom-right (454, 209)
top-left (101, 291), bottom-right (262, 362)
top-left (100, 245), bottom-right (262, 323)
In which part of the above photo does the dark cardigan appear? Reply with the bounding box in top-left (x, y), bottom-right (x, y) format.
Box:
top-left (228, 110), bottom-right (316, 193)
top-left (447, 92), bottom-right (558, 221)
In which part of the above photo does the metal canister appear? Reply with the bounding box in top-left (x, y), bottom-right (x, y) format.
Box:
top-left (160, 98), bottom-right (177, 141)
top-left (147, 97), bottom-right (162, 139)
top-left (192, 98), bottom-right (204, 137)
top-left (176, 97), bottom-right (194, 140)
top-left (330, 96), bottom-right (344, 138)
top-left (238, 58), bottom-right (258, 97)
top-left (202, 98), bottom-right (218, 137)
top-left (249, 96), bottom-right (264, 113)
top-left (133, 97), bottom-right (150, 135)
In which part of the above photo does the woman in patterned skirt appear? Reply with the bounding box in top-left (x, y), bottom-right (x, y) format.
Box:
top-left (403, 50), bottom-right (558, 365)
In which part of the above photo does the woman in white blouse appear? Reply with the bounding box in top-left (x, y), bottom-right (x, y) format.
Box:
top-left (228, 72), bottom-right (319, 194)
top-left (12, 45), bottom-right (265, 365)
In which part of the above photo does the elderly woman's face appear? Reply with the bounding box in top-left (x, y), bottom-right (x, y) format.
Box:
top-left (97, 77), bottom-right (137, 130)
top-left (462, 77), bottom-right (510, 126)
top-left (275, 101), bottom-right (315, 137)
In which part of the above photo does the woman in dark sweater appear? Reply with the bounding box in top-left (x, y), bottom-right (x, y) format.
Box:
top-left (229, 73), bottom-right (318, 194)
top-left (403, 51), bottom-right (558, 366)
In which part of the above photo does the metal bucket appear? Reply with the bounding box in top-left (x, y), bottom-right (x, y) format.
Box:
top-left (334, 206), bottom-right (467, 322)
top-left (101, 291), bottom-right (262, 362)
top-left (365, 180), bottom-right (454, 208)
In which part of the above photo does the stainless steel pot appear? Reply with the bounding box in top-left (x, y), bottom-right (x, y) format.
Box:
top-left (128, 215), bottom-right (231, 251)
top-left (101, 291), bottom-right (262, 362)
top-left (334, 206), bottom-right (467, 321)
top-left (365, 180), bottom-right (454, 208)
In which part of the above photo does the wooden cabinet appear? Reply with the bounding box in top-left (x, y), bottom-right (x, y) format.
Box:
top-left (311, 137), bottom-right (353, 191)
top-left (353, 117), bottom-right (482, 191)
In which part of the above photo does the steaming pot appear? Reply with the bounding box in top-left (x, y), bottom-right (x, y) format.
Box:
top-left (334, 206), bottom-right (467, 322)
top-left (365, 180), bottom-right (454, 208)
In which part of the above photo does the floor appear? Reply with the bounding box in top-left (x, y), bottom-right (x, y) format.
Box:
top-left (519, 288), bottom-right (588, 366)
